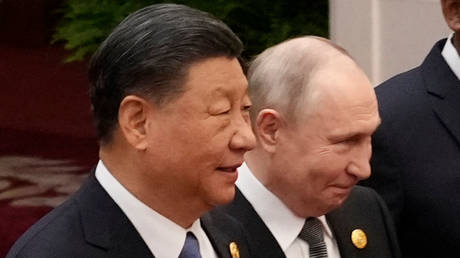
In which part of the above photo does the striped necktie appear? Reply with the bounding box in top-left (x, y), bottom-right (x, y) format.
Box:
top-left (298, 217), bottom-right (328, 258)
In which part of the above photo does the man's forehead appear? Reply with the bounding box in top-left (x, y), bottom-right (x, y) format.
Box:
top-left (297, 83), bottom-right (379, 134)
top-left (310, 65), bottom-right (372, 103)
top-left (179, 57), bottom-right (248, 99)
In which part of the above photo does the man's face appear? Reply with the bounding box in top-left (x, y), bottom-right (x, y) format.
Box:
top-left (143, 57), bottom-right (256, 209)
top-left (270, 57), bottom-right (380, 217)
top-left (442, 0), bottom-right (460, 52)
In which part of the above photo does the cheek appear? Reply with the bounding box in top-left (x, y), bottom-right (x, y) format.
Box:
top-left (188, 122), bottom-right (234, 165)
top-left (173, 117), bottom-right (223, 145)
top-left (309, 154), bottom-right (346, 184)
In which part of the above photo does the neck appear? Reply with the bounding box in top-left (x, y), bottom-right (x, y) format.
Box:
top-left (246, 149), bottom-right (317, 218)
top-left (99, 147), bottom-right (209, 229)
top-left (245, 149), bottom-right (271, 185)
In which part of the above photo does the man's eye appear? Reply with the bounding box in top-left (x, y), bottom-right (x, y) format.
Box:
top-left (339, 139), bottom-right (352, 144)
top-left (340, 136), bottom-right (361, 145)
top-left (334, 137), bottom-right (353, 145)
top-left (219, 109), bottom-right (231, 115)
top-left (242, 105), bottom-right (251, 112)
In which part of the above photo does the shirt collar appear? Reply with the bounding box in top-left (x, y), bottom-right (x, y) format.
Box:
top-left (236, 162), bottom-right (333, 251)
top-left (441, 33), bottom-right (460, 81)
top-left (95, 160), bottom-right (209, 258)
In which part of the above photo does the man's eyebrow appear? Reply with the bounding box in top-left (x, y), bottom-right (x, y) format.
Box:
top-left (210, 82), bottom-right (249, 98)
top-left (329, 117), bottom-right (382, 141)
top-left (209, 87), bottom-right (229, 98)
top-left (329, 131), bottom-right (359, 141)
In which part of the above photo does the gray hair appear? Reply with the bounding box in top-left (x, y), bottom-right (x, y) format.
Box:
top-left (247, 36), bottom-right (353, 126)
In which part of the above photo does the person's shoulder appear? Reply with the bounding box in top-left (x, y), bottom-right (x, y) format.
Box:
top-left (341, 186), bottom-right (386, 211)
top-left (349, 184), bottom-right (373, 194)
top-left (6, 174), bottom-right (104, 258)
top-left (201, 209), bottom-right (253, 258)
top-left (202, 208), bottom-right (246, 237)
top-left (328, 186), bottom-right (393, 228)
top-left (328, 186), bottom-right (401, 257)
top-left (215, 187), bottom-right (254, 221)
top-left (377, 67), bottom-right (417, 90)
top-left (347, 185), bottom-right (378, 200)
top-left (375, 64), bottom-right (425, 106)
top-left (6, 197), bottom-right (84, 258)
top-left (375, 38), bottom-right (447, 104)
top-left (374, 65), bottom-right (432, 125)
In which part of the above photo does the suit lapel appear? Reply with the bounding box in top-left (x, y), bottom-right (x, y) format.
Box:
top-left (326, 187), bottom-right (401, 258)
top-left (201, 213), bottom-right (232, 258)
top-left (325, 188), bottom-right (379, 258)
top-left (76, 173), bottom-right (154, 257)
top-left (326, 209), bottom-right (357, 258)
top-left (423, 39), bottom-right (460, 146)
top-left (227, 188), bottom-right (286, 258)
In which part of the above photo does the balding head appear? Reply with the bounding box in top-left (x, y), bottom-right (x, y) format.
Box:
top-left (247, 36), bottom-right (357, 126)
top-left (245, 36), bottom-right (380, 217)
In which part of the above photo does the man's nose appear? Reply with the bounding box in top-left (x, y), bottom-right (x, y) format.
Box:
top-left (347, 137), bottom-right (372, 180)
top-left (229, 117), bottom-right (256, 151)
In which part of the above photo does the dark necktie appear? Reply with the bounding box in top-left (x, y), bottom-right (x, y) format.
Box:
top-left (298, 217), bottom-right (328, 258)
top-left (179, 232), bottom-right (202, 258)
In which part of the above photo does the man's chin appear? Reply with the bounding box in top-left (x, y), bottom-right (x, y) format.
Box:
top-left (330, 185), bottom-right (353, 201)
top-left (326, 194), bottom-right (351, 212)
top-left (314, 192), bottom-right (352, 215)
top-left (206, 186), bottom-right (236, 207)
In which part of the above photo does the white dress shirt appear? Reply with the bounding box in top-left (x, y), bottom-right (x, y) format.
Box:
top-left (236, 163), bottom-right (340, 258)
top-left (441, 33), bottom-right (460, 80)
top-left (95, 160), bottom-right (217, 258)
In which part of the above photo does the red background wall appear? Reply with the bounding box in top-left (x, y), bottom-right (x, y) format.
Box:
top-left (0, 1), bottom-right (98, 256)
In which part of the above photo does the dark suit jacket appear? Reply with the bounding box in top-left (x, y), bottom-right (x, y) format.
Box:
top-left (7, 173), bottom-right (251, 258)
top-left (360, 39), bottom-right (460, 258)
top-left (219, 186), bottom-right (400, 258)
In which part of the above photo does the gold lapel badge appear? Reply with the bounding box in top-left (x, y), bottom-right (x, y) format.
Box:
top-left (229, 242), bottom-right (240, 258)
top-left (351, 229), bottom-right (367, 249)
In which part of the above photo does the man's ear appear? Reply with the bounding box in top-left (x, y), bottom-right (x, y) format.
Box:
top-left (442, 0), bottom-right (460, 32)
top-left (118, 95), bottom-right (150, 150)
top-left (255, 109), bottom-right (283, 153)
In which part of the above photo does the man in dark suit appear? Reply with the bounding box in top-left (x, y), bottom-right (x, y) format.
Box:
top-left (360, 0), bottom-right (460, 257)
top-left (7, 3), bottom-right (256, 258)
top-left (219, 36), bottom-right (401, 258)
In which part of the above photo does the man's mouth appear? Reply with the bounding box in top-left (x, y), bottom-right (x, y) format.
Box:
top-left (217, 163), bottom-right (242, 173)
top-left (335, 184), bottom-right (354, 189)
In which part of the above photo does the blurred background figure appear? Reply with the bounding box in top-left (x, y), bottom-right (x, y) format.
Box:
top-left (360, 0), bottom-right (460, 257)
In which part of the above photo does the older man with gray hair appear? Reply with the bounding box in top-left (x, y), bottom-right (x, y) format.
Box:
top-left (220, 36), bottom-right (401, 258)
